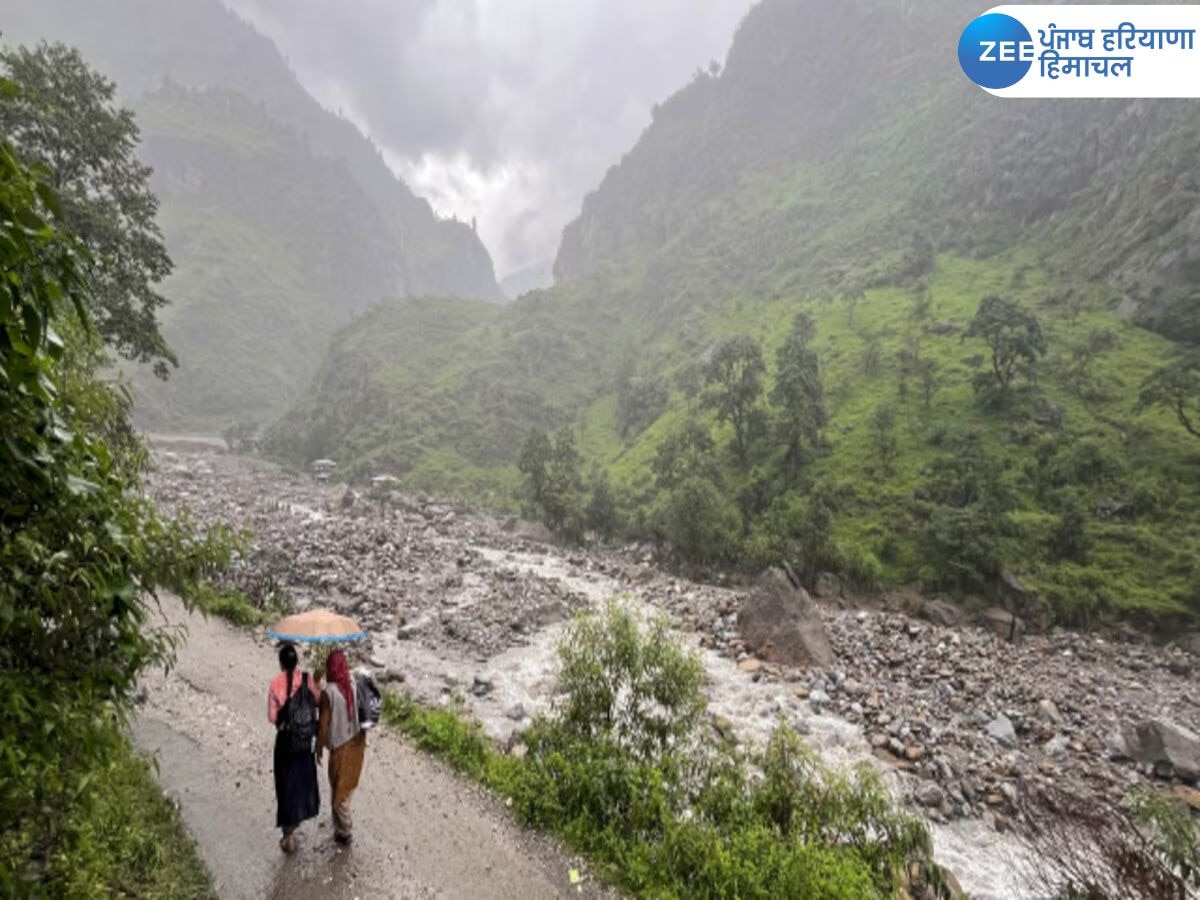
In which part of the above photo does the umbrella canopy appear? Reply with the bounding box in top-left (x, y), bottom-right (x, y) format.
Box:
top-left (268, 608), bottom-right (367, 644)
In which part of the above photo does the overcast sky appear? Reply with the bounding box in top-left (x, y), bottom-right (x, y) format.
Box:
top-left (221, 0), bottom-right (753, 279)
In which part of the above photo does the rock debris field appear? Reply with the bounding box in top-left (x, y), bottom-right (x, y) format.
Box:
top-left (148, 445), bottom-right (1200, 898)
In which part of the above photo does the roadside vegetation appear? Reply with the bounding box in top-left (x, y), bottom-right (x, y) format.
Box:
top-left (0, 51), bottom-right (231, 893)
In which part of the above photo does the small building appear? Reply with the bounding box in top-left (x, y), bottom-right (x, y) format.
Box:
top-left (310, 458), bottom-right (337, 481)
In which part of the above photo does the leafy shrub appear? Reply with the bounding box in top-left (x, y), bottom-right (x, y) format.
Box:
top-left (508, 600), bottom-right (943, 899)
top-left (655, 475), bottom-right (742, 565)
top-left (33, 730), bottom-right (214, 898)
top-left (1036, 563), bottom-right (1111, 627)
top-left (744, 487), bottom-right (843, 585)
top-left (917, 506), bottom-right (1003, 594)
top-left (0, 113), bottom-right (232, 891)
top-left (1048, 493), bottom-right (1091, 563)
top-left (616, 374), bottom-right (669, 438)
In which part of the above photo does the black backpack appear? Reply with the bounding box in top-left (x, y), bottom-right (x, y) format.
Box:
top-left (355, 672), bottom-right (381, 730)
top-left (279, 672), bottom-right (317, 754)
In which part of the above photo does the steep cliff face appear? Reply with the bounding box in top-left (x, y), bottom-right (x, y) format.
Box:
top-left (3, 0), bottom-right (501, 426)
top-left (554, 0), bottom-right (1200, 340)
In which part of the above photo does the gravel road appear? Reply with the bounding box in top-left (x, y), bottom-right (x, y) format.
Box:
top-left (133, 594), bottom-right (602, 900)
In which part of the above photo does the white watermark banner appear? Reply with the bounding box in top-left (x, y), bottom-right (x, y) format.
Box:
top-left (959, 5), bottom-right (1200, 96)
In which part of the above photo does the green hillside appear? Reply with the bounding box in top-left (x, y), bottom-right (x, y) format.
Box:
top-left (2, 0), bottom-right (501, 427)
top-left (272, 0), bottom-right (1200, 626)
top-left (127, 85), bottom-right (403, 425)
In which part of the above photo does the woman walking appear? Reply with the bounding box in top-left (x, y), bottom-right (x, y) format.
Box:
top-left (317, 649), bottom-right (367, 845)
top-left (268, 643), bottom-right (320, 853)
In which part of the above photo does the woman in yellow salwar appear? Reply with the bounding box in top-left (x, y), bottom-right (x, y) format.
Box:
top-left (316, 649), bottom-right (367, 845)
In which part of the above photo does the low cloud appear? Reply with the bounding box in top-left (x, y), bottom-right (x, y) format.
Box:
top-left (224, 0), bottom-right (751, 275)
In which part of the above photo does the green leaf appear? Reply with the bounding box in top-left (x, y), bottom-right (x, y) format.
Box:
top-left (34, 181), bottom-right (64, 220)
top-left (66, 475), bottom-right (101, 496)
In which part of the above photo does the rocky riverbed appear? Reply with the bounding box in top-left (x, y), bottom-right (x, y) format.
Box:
top-left (147, 444), bottom-right (1200, 898)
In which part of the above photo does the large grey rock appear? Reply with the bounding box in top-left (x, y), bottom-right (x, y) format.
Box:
top-left (918, 598), bottom-right (963, 628)
top-left (980, 606), bottom-right (1025, 643)
top-left (914, 780), bottom-right (946, 808)
top-left (1122, 719), bottom-right (1200, 781)
top-left (737, 568), bottom-right (835, 669)
top-left (813, 571), bottom-right (843, 599)
top-left (1176, 632), bottom-right (1200, 658)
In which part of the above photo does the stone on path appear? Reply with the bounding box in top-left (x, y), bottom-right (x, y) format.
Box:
top-left (986, 715), bottom-right (1018, 747)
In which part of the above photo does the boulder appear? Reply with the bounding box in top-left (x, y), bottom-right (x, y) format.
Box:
top-left (511, 519), bottom-right (556, 544)
top-left (914, 780), bottom-right (946, 808)
top-left (1176, 632), bottom-right (1200, 658)
top-left (1122, 719), bottom-right (1200, 781)
top-left (918, 598), bottom-right (962, 628)
top-left (813, 571), bottom-right (843, 599)
top-left (737, 568), bottom-right (835, 669)
top-left (980, 606), bottom-right (1025, 643)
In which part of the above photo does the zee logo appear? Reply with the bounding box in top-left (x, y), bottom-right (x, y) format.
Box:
top-left (959, 12), bottom-right (1035, 88)
top-left (978, 40), bottom-right (1035, 62)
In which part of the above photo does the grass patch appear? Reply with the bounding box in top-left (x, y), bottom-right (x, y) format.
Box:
top-left (194, 581), bottom-right (290, 629)
top-left (4, 726), bottom-right (214, 898)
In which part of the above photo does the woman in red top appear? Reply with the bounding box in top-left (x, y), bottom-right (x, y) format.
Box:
top-left (268, 643), bottom-right (320, 853)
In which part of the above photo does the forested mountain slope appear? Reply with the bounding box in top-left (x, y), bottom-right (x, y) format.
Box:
top-left (2, 0), bottom-right (500, 427)
top-left (272, 0), bottom-right (1200, 625)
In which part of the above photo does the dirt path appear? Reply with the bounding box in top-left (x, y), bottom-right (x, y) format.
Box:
top-left (133, 595), bottom-right (601, 900)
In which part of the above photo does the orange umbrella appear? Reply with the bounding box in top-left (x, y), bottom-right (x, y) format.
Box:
top-left (268, 608), bottom-right (367, 644)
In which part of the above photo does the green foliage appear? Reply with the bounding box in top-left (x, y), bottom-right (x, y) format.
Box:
top-left (0, 42), bottom-right (175, 376)
top-left (963, 295), bottom-right (1047, 407)
top-left (192, 579), bottom-right (285, 628)
top-left (616, 370), bottom-right (669, 439)
top-left (1137, 351), bottom-right (1200, 440)
top-left (703, 335), bottom-right (766, 463)
top-left (652, 418), bottom-right (718, 491)
top-left (519, 427), bottom-right (586, 538)
top-left (1130, 789), bottom-right (1200, 890)
top-left (1049, 493), bottom-right (1092, 564)
top-left (918, 506), bottom-right (1003, 595)
top-left (746, 487), bottom-right (841, 585)
top-left (655, 475), bottom-right (742, 566)
top-left (552, 600), bottom-right (706, 763)
top-left (510, 600), bottom-right (940, 899)
top-left (584, 470), bottom-right (621, 540)
top-left (0, 135), bottom-right (232, 890)
top-left (518, 427), bottom-right (553, 506)
top-left (868, 404), bottom-right (898, 475)
top-left (10, 727), bottom-right (216, 897)
top-left (770, 312), bottom-right (826, 480)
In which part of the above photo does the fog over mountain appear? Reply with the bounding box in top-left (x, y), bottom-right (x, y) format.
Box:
top-left (222, 0), bottom-right (754, 277)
